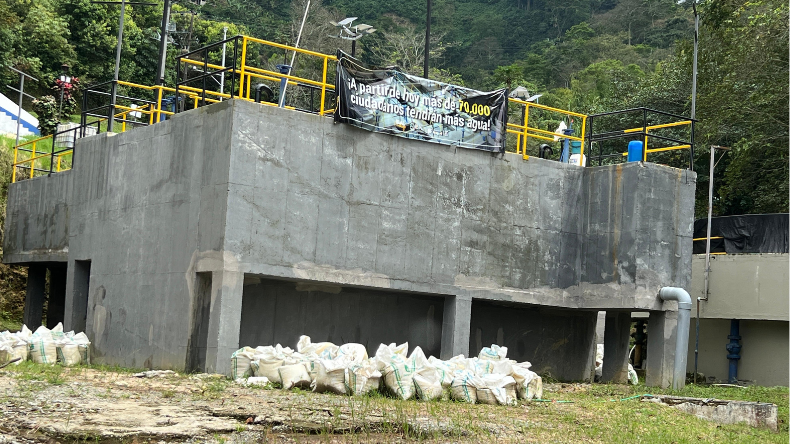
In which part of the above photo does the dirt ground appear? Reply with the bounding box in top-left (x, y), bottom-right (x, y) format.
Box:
top-left (0, 364), bottom-right (785, 443)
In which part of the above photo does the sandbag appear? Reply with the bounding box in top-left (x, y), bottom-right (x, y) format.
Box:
top-left (72, 332), bottom-right (91, 365)
top-left (296, 336), bottom-right (339, 360)
top-left (337, 343), bottom-right (368, 363)
top-left (251, 359), bottom-right (284, 384)
top-left (478, 344), bottom-right (508, 361)
top-left (374, 342), bottom-right (408, 370)
top-left (526, 375), bottom-right (543, 400)
top-left (480, 374), bottom-right (517, 405)
top-left (279, 363), bottom-right (312, 390)
top-left (476, 388), bottom-right (499, 405)
top-left (450, 373), bottom-right (481, 404)
top-left (382, 361), bottom-right (415, 400)
top-left (413, 368), bottom-right (443, 401)
top-left (28, 326), bottom-right (57, 365)
top-left (345, 359), bottom-right (380, 395)
top-left (56, 341), bottom-right (81, 366)
top-left (311, 359), bottom-right (349, 395)
top-left (230, 347), bottom-right (257, 380)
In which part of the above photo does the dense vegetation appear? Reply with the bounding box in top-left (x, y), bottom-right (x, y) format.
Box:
top-left (0, 0), bottom-right (786, 219)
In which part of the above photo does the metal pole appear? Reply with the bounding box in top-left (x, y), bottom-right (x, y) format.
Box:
top-left (58, 82), bottom-right (65, 123)
top-left (155, 0), bottom-right (171, 85)
top-left (14, 74), bottom-right (24, 148)
top-left (424, 0), bottom-right (431, 78)
top-left (351, 39), bottom-right (356, 57)
top-left (109, 0), bottom-right (126, 132)
top-left (220, 26), bottom-right (227, 96)
top-left (691, 2), bottom-right (699, 121)
top-left (703, 146), bottom-right (715, 302)
top-left (279, 0), bottom-right (310, 108)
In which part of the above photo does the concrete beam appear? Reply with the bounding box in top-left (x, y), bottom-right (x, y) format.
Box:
top-left (601, 311), bottom-right (631, 383)
top-left (204, 269), bottom-right (244, 375)
top-left (23, 264), bottom-right (47, 329)
top-left (441, 295), bottom-right (472, 359)
top-left (645, 310), bottom-right (678, 388)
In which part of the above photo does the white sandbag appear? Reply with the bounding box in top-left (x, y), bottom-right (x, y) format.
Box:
top-left (381, 360), bottom-right (415, 400)
top-left (28, 326), bottom-right (57, 365)
top-left (311, 358), bottom-right (349, 395)
top-left (10, 342), bottom-right (28, 364)
top-left (56, 341), bottom-right (81, 366)
top-left (374, 342), bottom-right (408, 370)
top-left (251, 358), bottom-right (284, 384)
top-left (628, 363), bottom-right (638, 385)
top-left (413, 368), bottom-right (443, 401)
top-left (427, 358), bottom-right (455, 388)
top-left (0, 341), bottom-right (11, 364)
top-left (476, 388), bottom-right (499, 405)
top-left (279, 363), bottom-right (312, 390)
top-left (296, 336), bottom-right (338, 359)
top-left (450, 373), bottom-right (480, 404)
top-left (72, 332), bottom-right (91, 365)
top-left (478, 344), bottom-right (508, 361)
top-left (236, 376), bottom-right (270, 387)
top-left (345, 359), bottom-right (380, 396)
top-left (481, 374), bottom-right (517, 405)
top-left (230, 346), bottom-right (257, 380)
top-left (526, 375), bottom-right (543, 400)
top-left (337, 343), bottom-right (368, 363)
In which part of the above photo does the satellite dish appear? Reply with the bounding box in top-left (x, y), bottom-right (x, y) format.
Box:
top-left (355, 24), bottom-right (373, 31)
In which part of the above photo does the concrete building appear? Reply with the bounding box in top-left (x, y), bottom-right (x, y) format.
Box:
top-left (3, 99), bottom-right (696, 387)
top-left (687, 253), bottom-right (789, 386)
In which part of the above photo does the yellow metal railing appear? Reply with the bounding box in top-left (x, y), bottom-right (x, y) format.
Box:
top-left (506, 100), bottom-right (588, 161)
top-left (620, 120), bottom-right (694, 162)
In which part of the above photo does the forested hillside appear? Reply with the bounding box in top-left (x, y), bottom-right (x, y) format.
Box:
top-left (0, 0), bottom-right (786, 217)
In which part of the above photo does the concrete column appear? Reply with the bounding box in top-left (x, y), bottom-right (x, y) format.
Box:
top-left (440, 295), bottom-right (472, 359)
top-left (601, 311), bottom-right (631, 383)
top-left (46, 266), bottom-right (67, 329)
top-left (204, 269), bottom-right (244, 375)
top-left (645, 310), bottom-right (678, 388)
top-left (23, 264), bottom-right (47, 329)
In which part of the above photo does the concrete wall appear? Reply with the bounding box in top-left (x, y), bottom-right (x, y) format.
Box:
top-left (239, 277), bottom-right (444, 357)
top-left (691, 254), bottom-right (789, 321)
top-left (2, 99), bottom-right (696, 377)
top-left (4, 171), bottom-right (72, 263)
top-left (219, 100), bottom-right (695, 311)
top-left (57, 102), bottom-right (234, 369)
top-left (686, 318), bottom-right (789, 387)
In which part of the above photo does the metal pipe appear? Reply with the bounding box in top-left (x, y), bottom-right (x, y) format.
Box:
top-left (279, 0), bottom-right (310, 107)
top-left (726, 319), bottom-right (741, 383)
top-left (658, 287), bottom-right (692, 390)
top-left (109, 0), bottom-right (126, 132)
top-left (691, 2), bottom-right (699, 121)
top-left (424, 0), bottom-right (431, 77)
top-left (155, 0), bottom-right (171, 85)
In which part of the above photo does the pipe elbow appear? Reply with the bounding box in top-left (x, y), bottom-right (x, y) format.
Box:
top-left (659, 286), bottom-right (692, 311)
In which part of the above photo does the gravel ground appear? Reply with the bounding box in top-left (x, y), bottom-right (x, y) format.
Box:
top-left (0, 364), bottom-right (785, 443)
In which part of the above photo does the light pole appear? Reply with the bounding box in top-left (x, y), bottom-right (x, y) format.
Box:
top-left (330, 17), bottom-right (376, 58)
top-left (92, 0), bottom-right (157, 131)
top-left (58, 64), bottom-right (72, 124)
top-left (424, 0), bottom-right (430, 77)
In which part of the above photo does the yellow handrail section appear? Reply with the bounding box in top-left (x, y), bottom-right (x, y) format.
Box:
top-left (10, 35), bottom-right (695, 184)
top-left (618, 120), bottom-right (693, 162)
top-left (506, 99), bottom-right (587, 161)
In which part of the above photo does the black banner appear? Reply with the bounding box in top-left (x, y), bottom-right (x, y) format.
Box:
top-left (334, 52), bottom-right (507, 153)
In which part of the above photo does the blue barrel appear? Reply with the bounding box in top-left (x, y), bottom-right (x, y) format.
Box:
top-left (627, 140), bottom-right (644, 162)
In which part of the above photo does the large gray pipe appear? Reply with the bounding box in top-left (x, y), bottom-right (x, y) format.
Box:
top-left (659, 287), bottom-right (692, 390)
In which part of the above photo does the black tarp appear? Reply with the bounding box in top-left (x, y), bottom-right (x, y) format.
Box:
top-left (692, 213), bottom-right (789, 254)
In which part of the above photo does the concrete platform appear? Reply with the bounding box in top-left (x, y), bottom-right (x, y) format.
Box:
top-left (3, 100), bottom-right (696, 386)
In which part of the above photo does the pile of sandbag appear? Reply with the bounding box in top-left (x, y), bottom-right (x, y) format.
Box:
top-left (231, 336), bottom-right (543, 406)
top-left (0, 323), bottom-right (91, 367)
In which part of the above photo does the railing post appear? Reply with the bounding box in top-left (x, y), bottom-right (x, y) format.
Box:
top-left (238, 36), bottom-right (248, 99)
top-left (319, 56), bottom-right (328, 116)
top-left (12, 145), bottom-right (18, 183)
top-left (29, 141), bottom-right (36, 179)
top-left (580, 115), bottom-right (587, 167)
top-left (642, 108), bottom-right (648, 162)
top-left (522, 103), bottom-right (529, 159)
